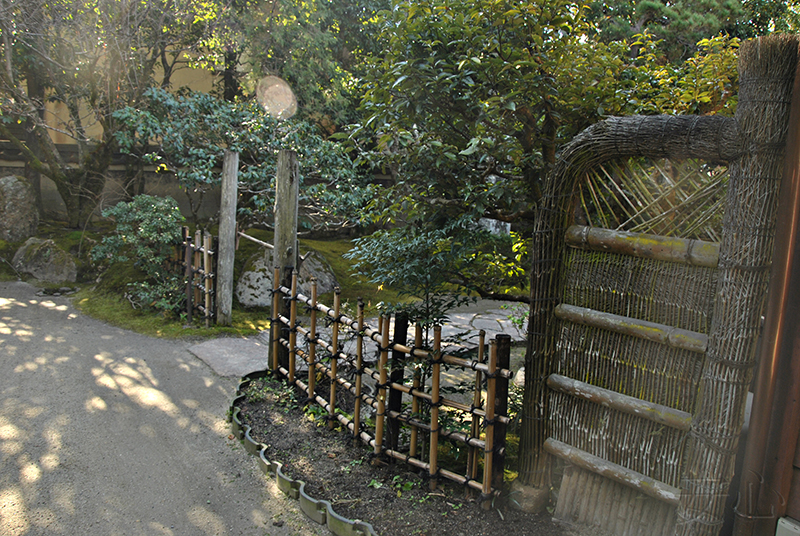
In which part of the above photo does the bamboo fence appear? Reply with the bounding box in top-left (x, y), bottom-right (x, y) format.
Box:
top-left (269, 269), bottom-right (513, 502)
top-left (519, 35), bottom-right (799, 536)
top-left (180, 227), bottom-right (216, 326)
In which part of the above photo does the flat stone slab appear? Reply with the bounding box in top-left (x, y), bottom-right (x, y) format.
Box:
top-left (188, 337), bottom-right (270, 377)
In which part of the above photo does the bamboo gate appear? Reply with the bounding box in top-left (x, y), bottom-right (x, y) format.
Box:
top-left (519, 35), bottom-right (800, 536)
top-left (180, 227), bottom-right (216, 326)
top-left (269, 269), bottom-right (513, 501)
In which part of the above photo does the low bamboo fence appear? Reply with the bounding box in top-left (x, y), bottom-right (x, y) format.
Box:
top-left (180, 227), bottom-right (216, 326)
top-left (269, 269), bottom-right (513, 502)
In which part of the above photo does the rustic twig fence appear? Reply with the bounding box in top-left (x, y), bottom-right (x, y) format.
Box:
top-left (269, 269), bottom-right (513, 502)
top-left (180, 226), bottom-right (216, 326)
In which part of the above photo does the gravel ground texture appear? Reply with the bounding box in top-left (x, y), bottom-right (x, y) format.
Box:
top-left (0, 281), bottom-right (326, 536)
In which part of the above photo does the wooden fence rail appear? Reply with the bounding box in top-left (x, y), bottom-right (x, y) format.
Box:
top-left (270, 269), bottom-right (513, 503)
top-left (180, 227), bottom-right (216, 326)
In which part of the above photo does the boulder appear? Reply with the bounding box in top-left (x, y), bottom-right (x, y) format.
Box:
top-left (12, 238), bottom-right (77, 283)
top-left (0, 175), bottom-right (38, 242)
top-left (235, 249), bottom-right (339, 308)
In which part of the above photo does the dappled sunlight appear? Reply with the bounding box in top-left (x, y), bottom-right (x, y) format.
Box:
top-left (148, 521), bottom-right (176, 535)
top-left (0, 321), bottom-right (33, 341)
top-left (187, 505), bottom-right (227, 535)
top-left (18, 454), bottom-right (42, 484)
top-left (85, 396), bottom-right (108, 413)
top-left (29, 300), bottom-right (68, 312)
top-left (0, 297), bottom-right (26, 309)
top-left (0, 486), bottom-right (29, 535)
top-left (90, 355), bottom-right (186, 423)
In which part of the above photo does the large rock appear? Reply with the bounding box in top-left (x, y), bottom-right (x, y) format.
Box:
top-left (0, 175), bottom-right (38, 242)
top-left (235, 249), bottom-right (339, 308)
top-left (12, 238), bottom-right (77, 283)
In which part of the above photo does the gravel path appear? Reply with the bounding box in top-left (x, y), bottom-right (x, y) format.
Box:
top-left (0, 281), bottom-right (325, 536)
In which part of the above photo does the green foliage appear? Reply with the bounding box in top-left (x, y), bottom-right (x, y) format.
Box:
top-left (589, 0), bottom-right (743, 61)
top-left (114, 88), bottom-right (375, 231)
top-left (91, 195), bottom-right (185, 314)
top-left (347, 0), bottom-right (742, 299)
top-left (0, 0), bottom-right (224, 227)
top-left (195, 0), bottom-right (388, 127)
top-left (345, 217), bottom-right (514, 328)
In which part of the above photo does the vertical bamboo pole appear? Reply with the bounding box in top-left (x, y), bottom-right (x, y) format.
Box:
top-left (329, 288), bottom-right (341, 429)
top-left (184, 229), bottom-right (192, 323)
top-left (388, 313), bottom-right (408, 451)
top-left (374, 316), bottom-right (390, 456)
top-left (353, 298), bottom-right (365, 446)
top-left (409, 324), bottom-right (423, 459)
top-left (288, 270), bottom-right (298, 383)
top-left (203, 232), bottom-right (213, 327)
top-left (193, 230), bottom-right (202, 309)
top-left (307, 279), bottom-right (318, 401)
top-left (271, 267), bottom-right (281, 373)
top-left (493, 334), bottom-right (511, 492)
top-left (482, 338), bottom-right (498, 507)
top-left (467, 330), bottom-right (486, 490)
top-left (429, 325), bottom-right (442, 491)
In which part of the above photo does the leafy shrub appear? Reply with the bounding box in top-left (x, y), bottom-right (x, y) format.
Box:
top-left (91, 195), bottom-right (185, 314)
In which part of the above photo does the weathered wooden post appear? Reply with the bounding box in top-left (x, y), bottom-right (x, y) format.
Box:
top-left (271, 149), bottom-right (299, 371)
top-left (216, 149), bottom-right (238, 326)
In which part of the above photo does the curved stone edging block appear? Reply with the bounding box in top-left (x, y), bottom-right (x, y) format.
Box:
top-left (229, 373), bottom-right (378, 536)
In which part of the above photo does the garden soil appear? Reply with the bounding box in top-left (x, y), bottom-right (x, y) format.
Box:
top-left (237, 375), bottom-right (573, 536)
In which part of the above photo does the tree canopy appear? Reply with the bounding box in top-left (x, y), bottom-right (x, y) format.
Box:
top-left (346, 0), bottom-right (741, 298)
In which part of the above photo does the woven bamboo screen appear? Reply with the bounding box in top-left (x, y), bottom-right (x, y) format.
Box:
top-left (519, 35), bottom-right (799, 536)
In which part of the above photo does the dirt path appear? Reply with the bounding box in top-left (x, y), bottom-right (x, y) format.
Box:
top-left (0, 281), bottom-right (325, 536)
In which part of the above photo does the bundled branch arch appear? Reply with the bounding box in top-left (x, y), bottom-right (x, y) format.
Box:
top-left (519, 35), bottom-right (798, 535)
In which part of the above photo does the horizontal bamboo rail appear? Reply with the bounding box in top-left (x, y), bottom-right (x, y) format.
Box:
top-left (547, 374), bottom-right (692, 431)
top-left (270, 276), bottom-right (511, 501)
top-left (554, 303), bottom-right (708, 353)
top-left (543, 438), bottom-right (681, 506)
top-left (278, 367), bottom-right (499, 496)
top-left (565, 225), bottom-right (720, 268)
top-left (180, 227), bottom-right (216, 326)
top-left (274, 330), bottom-right (505, 454)
top-left (279, 286), bottom-right (514, 380)
top-left (273, 312), bottom-right (511, 425)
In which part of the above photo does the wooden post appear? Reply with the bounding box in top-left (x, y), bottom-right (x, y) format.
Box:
top-left (354, 299), bottom-right (364, 446)
top-left (216, 150), bottom-right (238, 326)
top-left (273, 149), bottom-right (299, 372)
top-left (429, 326), bottom-right (442, 491)
top-left (409, 324), bottom-right (423, 459)
top-left (493, 334), bottom-right (511, 494)
top-left (329, 288), bottom-right (341, 429)
top-left (388, 313), bottom-right (408, 451)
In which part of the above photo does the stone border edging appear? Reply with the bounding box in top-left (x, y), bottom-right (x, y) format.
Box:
top-left (228, 373), bottom-right (379, 536)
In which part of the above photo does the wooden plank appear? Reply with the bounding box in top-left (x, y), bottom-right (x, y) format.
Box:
top-left (787, 467), bottom-right (800, 520)
top-left (544, 438), bottom-right (681, 506)
top-left (547, 373), bottom-right (692, 431)
top-left (565, 225), bottom-right (719, 268)
top-left (554, 303), bottom-right (708, 353)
